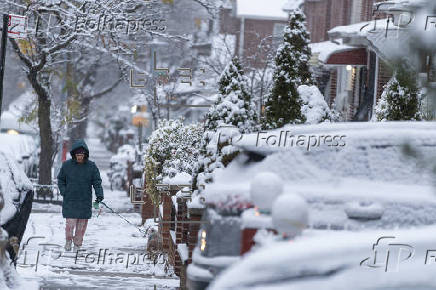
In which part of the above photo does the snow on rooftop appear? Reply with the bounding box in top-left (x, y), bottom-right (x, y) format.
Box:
top-left (236, 0), bottom-right (302, 20)
top-left (328, 19), bottom-right (380, 38)
top-left (309, 41), bottom-right (355, 63)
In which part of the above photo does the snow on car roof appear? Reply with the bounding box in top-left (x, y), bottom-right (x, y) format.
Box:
top-left (204, 122), bottom-right (436, 208)
top-left (209, 225), bottom-right (436, 289)
top-left (0, 133), bottom-right (38, 162)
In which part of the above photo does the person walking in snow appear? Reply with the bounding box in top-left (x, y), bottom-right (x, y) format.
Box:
top-left (57, 139), bottom-right (104, 251)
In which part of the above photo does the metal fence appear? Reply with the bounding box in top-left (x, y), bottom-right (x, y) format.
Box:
top-left (30, 179), bottom-right (62, 205)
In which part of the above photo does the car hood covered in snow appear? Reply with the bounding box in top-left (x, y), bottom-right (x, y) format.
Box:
top-left (209, 226), bottom-right (436, 289)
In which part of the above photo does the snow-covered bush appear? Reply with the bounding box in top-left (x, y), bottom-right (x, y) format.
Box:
top-left (264, 8), bottom-right (314, 129)
top-left (192, 57), bottom-right (259, 192)
top-left (374, 67), bottom-right (422, 121)
top-left (206, 57), bottom-right (258, 133)
top-left (298, 85), bottom-right (334, 124)
top-left (145, 119), bottom-right (203, 205)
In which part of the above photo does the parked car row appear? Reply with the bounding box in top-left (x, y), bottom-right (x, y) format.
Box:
top-left (187, 122), bottom-right (436, 289)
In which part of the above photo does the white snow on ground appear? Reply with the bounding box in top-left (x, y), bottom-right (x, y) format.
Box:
top-left (16, 165), bottom-right (179, 289)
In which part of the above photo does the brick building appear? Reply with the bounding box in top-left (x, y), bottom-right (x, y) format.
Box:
top-left (304, 0), bottom-right (392, 121)
top-left (219, 0), bottom-right (303, 67)
top-left (304, 0), bottom-right (384, 43)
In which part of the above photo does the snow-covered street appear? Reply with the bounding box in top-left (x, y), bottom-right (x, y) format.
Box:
top-left (17, 167), bottom-right (179, 289)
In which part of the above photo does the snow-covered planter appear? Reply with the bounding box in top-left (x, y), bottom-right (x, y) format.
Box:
top-left (272, 194), bottom-right (308, 239)
top-left (249, 172), bottom-right (284, 214)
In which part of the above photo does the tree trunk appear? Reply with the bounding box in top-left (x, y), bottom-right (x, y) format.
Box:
top-left (37, 93), bottom-right (54, 197)
top-left (28, 71), bottom-right (54, 198)
top-left (70, 97), bottom-right (90, 141)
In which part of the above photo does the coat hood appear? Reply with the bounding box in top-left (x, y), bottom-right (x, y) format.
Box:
top-left (70, 139), bottom-right (90, 159)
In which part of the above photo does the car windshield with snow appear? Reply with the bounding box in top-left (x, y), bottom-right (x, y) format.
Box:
top-left (187, 122), bottom-right (436, 289)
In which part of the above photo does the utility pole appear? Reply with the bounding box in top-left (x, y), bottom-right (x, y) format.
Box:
top-left (0, 14), bottom-right (9, 127)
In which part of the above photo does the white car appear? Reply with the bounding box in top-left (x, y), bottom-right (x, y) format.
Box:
top-left (0, 133), bottom-right (39, 178)
top-left (188, 122), bottom-right (436, 289)
top-left (0, 151), bottom-right (34, 266)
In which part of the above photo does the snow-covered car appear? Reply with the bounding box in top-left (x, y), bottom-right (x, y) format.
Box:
top-left (209, 226), bottom-right (436, 289)
top-left (0, 151), bottom-right (34, 267)
top-left (0, 133), bottom-right (39, 178)
top-left (187, 122), bottom-right (436, 290)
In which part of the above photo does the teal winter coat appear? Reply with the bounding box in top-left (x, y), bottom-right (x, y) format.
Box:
top-left (57, 140), bottom-right (104, 219)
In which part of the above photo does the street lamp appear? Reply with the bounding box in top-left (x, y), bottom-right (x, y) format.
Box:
top-left (132, 105), bottom-right (149, 152)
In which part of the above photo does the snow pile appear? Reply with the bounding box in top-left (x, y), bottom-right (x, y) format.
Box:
top-left (309, 41), bottom-right (355, 63)
top-left (298, 85), bottom-right (333, 124)
top-left (110, 144), bottom-right (136, 164)
top-left (187, 194), bottom-right (206, 209)
top-left (249, 172), bottom-right (283, 212)
top-left (0, 152), bottom-right (32, 225)
top-left (162, 172), bottom-right (191, 185)
top-left (271, 193), bottom-right (308, 237)
top-left (241, 208), bottom-right (273, 229)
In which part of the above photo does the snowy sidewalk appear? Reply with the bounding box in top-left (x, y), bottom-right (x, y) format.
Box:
top-left (17, 167), bottom-right (179, 289)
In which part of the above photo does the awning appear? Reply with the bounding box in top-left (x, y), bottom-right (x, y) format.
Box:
top-left (309, 41), bottom-right (366, 66)
top-left (325, 48), bottom-right (367, 65)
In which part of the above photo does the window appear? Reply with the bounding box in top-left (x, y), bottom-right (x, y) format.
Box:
top-left (272, 23), bottom-right (287, 48)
